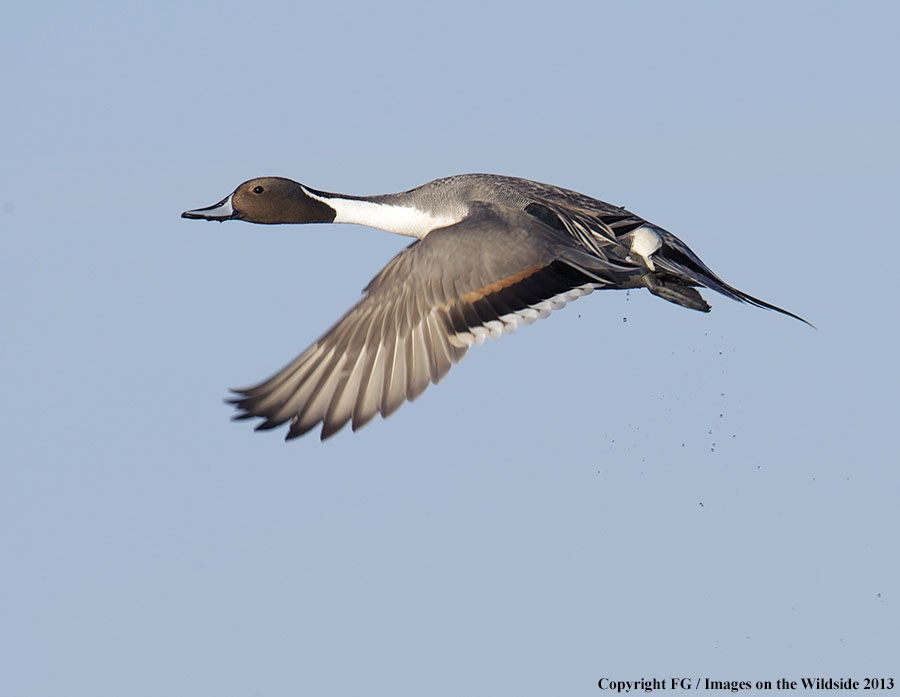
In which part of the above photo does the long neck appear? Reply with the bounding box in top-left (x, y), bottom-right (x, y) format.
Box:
top-left (301, 186), bottom-right (464, 239)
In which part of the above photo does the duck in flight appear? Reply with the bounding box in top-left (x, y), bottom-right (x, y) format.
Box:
top-left (183, 174), bottom-right (807, 440)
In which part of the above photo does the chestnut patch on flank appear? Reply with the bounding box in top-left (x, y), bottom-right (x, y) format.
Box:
top-left (458, 265), bottom-right (545, 304)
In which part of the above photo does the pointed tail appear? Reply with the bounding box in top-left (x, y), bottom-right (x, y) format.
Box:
top-left (648, 226), bottom-right (813, 327)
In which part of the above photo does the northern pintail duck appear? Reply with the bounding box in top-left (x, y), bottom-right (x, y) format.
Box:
top-left (183, 174), bottom-right (806, 440)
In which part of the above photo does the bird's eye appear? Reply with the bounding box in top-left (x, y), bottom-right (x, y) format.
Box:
top-left (253, 186), bottom-right (264, 194)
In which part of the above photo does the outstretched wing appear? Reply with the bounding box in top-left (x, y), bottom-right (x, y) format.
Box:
top-left (230, 202), bottom-right (618, 440)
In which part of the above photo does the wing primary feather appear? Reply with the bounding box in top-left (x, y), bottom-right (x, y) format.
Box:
top-left (240, 344), bottom-right (336, 426)
top-left (351, 308), bottom-right (392, 430)
top-left (319, 309), bottom-right (380, 437)
top-left (380, 324), bottom-right (408, 418)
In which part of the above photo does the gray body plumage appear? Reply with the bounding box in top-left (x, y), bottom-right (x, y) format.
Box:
top-left (182, 173), bottom-right (806, 440)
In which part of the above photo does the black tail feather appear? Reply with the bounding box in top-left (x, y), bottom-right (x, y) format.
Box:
top-left (652, 242), bottom-right (813, 327)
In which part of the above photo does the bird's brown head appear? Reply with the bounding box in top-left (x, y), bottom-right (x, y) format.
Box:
top-left (182, 177), bottom-right (336, 224)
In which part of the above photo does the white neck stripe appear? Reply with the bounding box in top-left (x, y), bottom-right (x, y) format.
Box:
top-left (302, 187), bottom-right (462, 239)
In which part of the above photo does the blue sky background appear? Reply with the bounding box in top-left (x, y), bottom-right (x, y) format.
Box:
top-left (2, 1), bottom-right (898, 695)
